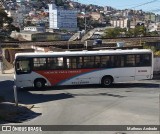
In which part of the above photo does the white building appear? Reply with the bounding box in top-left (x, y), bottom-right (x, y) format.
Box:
top-left (104, 6), bottom-right (114, 14)
top-left (148, 22), bottom-right (160, 32)
top-left (24, 26), bottom-right (45, 32)
top-left (48, 4), bottom-right (78, 31)
top-left (110, 18), bottom-right (130, 28)
top-left (16, 0), bottom-right (25, 2)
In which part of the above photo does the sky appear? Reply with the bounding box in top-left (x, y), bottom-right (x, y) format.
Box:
top-left (77, 0), bottom-right (160, 13)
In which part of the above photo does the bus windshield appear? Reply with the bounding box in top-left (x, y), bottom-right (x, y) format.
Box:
top-left (15, 58), bottom-right (31, 74)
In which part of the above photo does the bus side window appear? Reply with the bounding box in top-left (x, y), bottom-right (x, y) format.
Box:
top-left (106, 61), bottom-right (113, 67)
top-left (136, 54), bottom-right (151, 67)
top-left (77, 63), bottom-right (82, 68)
top-left (141, 54), bottom-right (151, 66)
top-left (16, 62), bottom-right (20, 70)
top-left (95, 62), bottom-right (100, 68)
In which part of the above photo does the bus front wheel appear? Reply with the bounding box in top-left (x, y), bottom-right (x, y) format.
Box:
top-left (34, 79), bottom-right (46, 89)
top-left (101, 76), bottom-right (113, 87)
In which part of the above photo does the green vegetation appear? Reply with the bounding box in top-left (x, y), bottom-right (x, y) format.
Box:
top-left (103, 27), bottom-right (126, 38)
top-left (103, 26), bottom-right (151, 38)
top-left (55, 0), bottom-right (64, 6)
top-left (77, 17), bottom-right (107, 31)
top-left (143, 44), bottom-right (160, 56)
top-left (154, 51), bottom-right (160, 56)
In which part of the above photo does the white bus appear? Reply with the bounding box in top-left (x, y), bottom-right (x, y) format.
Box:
top-left (14, 49), bottom-right (153, 89)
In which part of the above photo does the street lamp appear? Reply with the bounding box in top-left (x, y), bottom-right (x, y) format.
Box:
top-left (68, 41), bottom-right (69, 50)
top-left (84, 14), bottom-right (86, 32)
top-left (140, 35), bottom-right (142, 45)
top-left (81, 12), bottom-right (87, 33)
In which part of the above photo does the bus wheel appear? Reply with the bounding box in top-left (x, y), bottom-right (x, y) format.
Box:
top-left (34, 79), bottom-right (45, 89)
top-left (101, 76), bottom-right (113, 87)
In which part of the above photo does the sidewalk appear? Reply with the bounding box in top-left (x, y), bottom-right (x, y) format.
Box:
top-left (0, 102), bottom-right (39, 123)
top-left (0, 72), bottom-right (41, 124)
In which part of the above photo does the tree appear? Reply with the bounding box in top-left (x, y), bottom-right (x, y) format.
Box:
top-left (103, 28), bottom-right (121, 38)
top-left (77, 18), bottom-right (85, 31)
top-left (77, 16), bottom-right (92, 31)
top-left (126, 29), bottom-right (134, 37)
top-left (138, 26), bottom-right (147, 36)
top-left (55, 0), bottom-right (64, 6)
top-left (147, 31), bottom-right (159, 36)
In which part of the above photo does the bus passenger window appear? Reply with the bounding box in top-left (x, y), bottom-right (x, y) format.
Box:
top-left (33, 58), bottom-right (46, 70)
top-left (95, 62), bottom-right (100, 68)
top-left (77, 63), bottom-right (82, 68)
top-left (48, 58), bottom-right (57, 69)
top-left (141, 54), bottom-right (151, 66)
top-left (77, 57), bottom-right (83, 69)
top-left (125, 55), bottom-right (135, 67)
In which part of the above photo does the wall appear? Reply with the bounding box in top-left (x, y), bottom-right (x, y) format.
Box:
top-left (4, 48), bottom-right (34, 64)
top-left (154, 57), bottom-right (160, 73)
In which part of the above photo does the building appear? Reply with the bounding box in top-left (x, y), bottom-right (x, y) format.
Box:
top-left (6, 3), bottom-right (26, 28)
top-left (24, 26), bottom-right (45, 32)
top-left (16, 0), bottom-right (26, 2)
top-left (145, 13), bottom-right (157, 22)
top-left (6, 9), bottom-right (23, 28)
top-left (10, 31), bottom-right (72, 41)
top-left (147, 22), bottom-right (160, 34)
top-left (90, 12), bottom-right (104, 22)
top-left (104, 6), bottom-right (114, 12)
top-left (110, 18), bottom-right (130, 28)
top-left (48, 4), bottom-right (78, 31)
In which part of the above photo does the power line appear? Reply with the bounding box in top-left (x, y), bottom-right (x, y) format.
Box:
top-left (148, 8), bottom-right (160, 12)
top-left (131, 0), bottom-right (159, 9)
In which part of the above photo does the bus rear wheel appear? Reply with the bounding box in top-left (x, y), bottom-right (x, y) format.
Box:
top-left (34, 79), bottom-right (45, 89)
top-left (101, 76), bottom-right (113, 87)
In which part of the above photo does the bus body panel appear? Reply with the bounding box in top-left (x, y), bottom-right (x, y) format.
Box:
top-left (15, 72), bottom-right (51, 88)
top-left (14, 49), bottom-right (153, 88)
top-left (135, 67), bottom-right (153, 80)
top-left (111, 68), bottom-right (135, 82)
top-left (15, 67), bottom-right (152, 88)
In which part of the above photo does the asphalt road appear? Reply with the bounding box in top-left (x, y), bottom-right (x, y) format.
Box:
top-left (0, 73), bottom-right (160, 134)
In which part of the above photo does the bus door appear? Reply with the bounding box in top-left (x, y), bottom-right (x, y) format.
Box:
top-left (113, 55), bottom-right (135, 82)
top-left (135, 54), bottom-right (152, 80)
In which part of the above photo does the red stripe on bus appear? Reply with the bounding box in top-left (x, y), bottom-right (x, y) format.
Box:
top-left (35, 69), bottom-right (97, 86)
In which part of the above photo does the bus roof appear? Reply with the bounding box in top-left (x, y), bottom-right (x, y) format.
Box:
top-left (15, 49), bottom-right (152, 58)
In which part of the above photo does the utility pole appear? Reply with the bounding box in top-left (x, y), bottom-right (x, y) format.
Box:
top-left (13, 85), bottom-right (18, 107)
top-left (84, 14), bottom-right (87, 32)
top-left (81, 11), bottom-right (87, 33)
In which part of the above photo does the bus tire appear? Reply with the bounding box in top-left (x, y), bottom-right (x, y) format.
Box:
top-left (34, 79), bottom-right (46, 89)
top-left (101, 76), bottom-right (113, 87)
